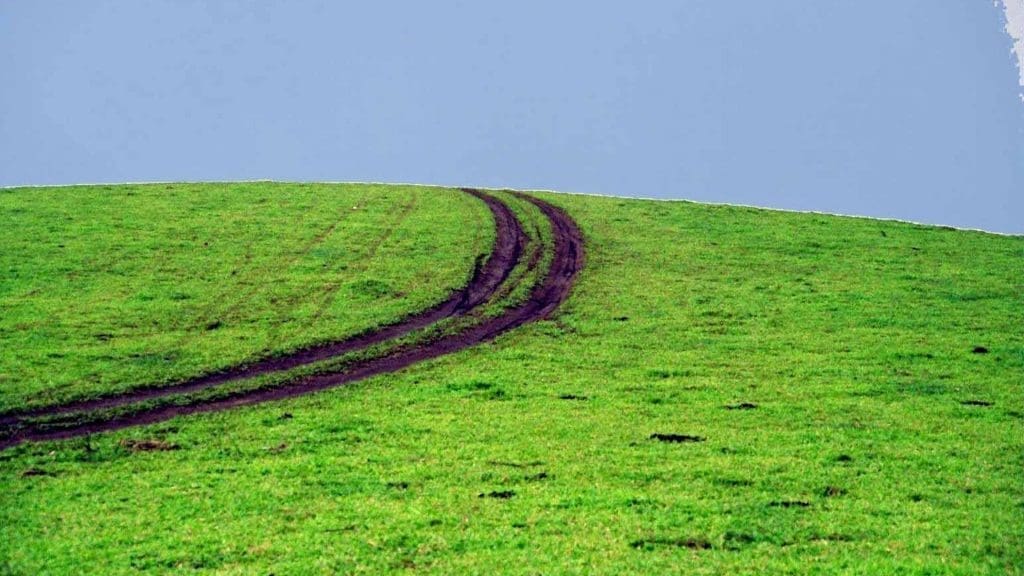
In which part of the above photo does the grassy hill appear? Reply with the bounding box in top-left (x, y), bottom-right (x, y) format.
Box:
top-left (1, 183), bottom-right (1021, 574)
top-left (0, 183), bottom-right (491, 410)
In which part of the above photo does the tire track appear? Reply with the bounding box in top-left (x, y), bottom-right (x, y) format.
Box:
top-left (269, 192), bottom-right (420, 343)
top-left (0, 189), bottom-right (521, 426)
top-left (303, 191), bottom-right (420, 328)
top-left (187, 189), bottom-right (411, 346)
top-left (173, 192), bottom-right (355, 348)
top-left (0, 189), bottom-right (582, 449)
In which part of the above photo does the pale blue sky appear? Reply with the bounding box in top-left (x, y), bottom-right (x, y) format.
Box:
top-left (2, 1), bottom-right (1022, 233)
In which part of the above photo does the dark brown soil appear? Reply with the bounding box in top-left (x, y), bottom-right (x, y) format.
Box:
top-left (631, 537), bottom-right (712, 550)
top-left (486, 460), bottom-right (545, 469)
top-left (0, 189), bottom-right (525, 429)
top-left (725, 402), bottom-right (758, 410)
top-left (558, 394), bottom-right (588, 401)
top-left (479, 490), bottom-right (516, 499)
top-left (0, 189), bottom-right (583, 449)
top-left (650, 433), bottom-right (706, 443)
top-left (972, 346), bottom-right (989, 354)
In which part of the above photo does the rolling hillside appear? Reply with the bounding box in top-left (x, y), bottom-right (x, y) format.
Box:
top-left (1, 183), bottom-right (1021, 574)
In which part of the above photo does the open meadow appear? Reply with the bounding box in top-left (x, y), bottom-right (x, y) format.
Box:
top-left (1, 183), bottom-right (1021, 574)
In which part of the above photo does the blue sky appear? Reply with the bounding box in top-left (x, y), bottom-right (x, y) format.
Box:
top-left (2, 1), bottom-right (1022, 233)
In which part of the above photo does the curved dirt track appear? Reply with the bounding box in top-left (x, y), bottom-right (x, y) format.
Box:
top-left (0, 188), bottom-right (583, 449)
top-left (0, 189), bottom-right (524, 425)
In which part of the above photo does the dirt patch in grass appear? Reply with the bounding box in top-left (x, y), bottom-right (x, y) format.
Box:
top-left (631, 537), bottom-right (712, 550)
top-left (479, 490), bottom-right (516, 499)
top-left (723, 532), bottom-right (759, 549)
top-left (650, 433), bottom-right (706, 443)
top-left (487, 460), bottom-right (544, 469)
top-left (558, 394), bottom-right (588, 401)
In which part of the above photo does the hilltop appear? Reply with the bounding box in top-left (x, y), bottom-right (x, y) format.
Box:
top-left (1, 183), bottom-right (1021, 574)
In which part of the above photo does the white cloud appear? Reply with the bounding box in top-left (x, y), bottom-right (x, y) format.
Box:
top-left (998, 0), bottom-right (1024, 100)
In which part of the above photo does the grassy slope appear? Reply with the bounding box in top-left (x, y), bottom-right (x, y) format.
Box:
top-left (5, 190), bottom-right (554, 430)
top-left (1, 187), bottom-right (1022, 575)
top-left (0, 183), bottom-right (490, 411)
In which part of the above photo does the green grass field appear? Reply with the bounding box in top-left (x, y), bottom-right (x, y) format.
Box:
top-left (1, 183), bottom-right (1022, 574)
top-left (0, 183), bottom-right (491, 411)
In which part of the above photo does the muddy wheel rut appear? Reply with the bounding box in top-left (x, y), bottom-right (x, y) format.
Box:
top-left (0, 189), bottom-right (583, 449)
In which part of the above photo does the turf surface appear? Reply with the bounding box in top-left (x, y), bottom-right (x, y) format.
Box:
top-left (1, 185), bottom-right (1021, 574)
top-left (0, 183), bottom-right (490, 411)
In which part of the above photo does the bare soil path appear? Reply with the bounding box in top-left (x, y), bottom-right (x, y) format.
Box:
top-left (0, 189), bottom-right (582, 449)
